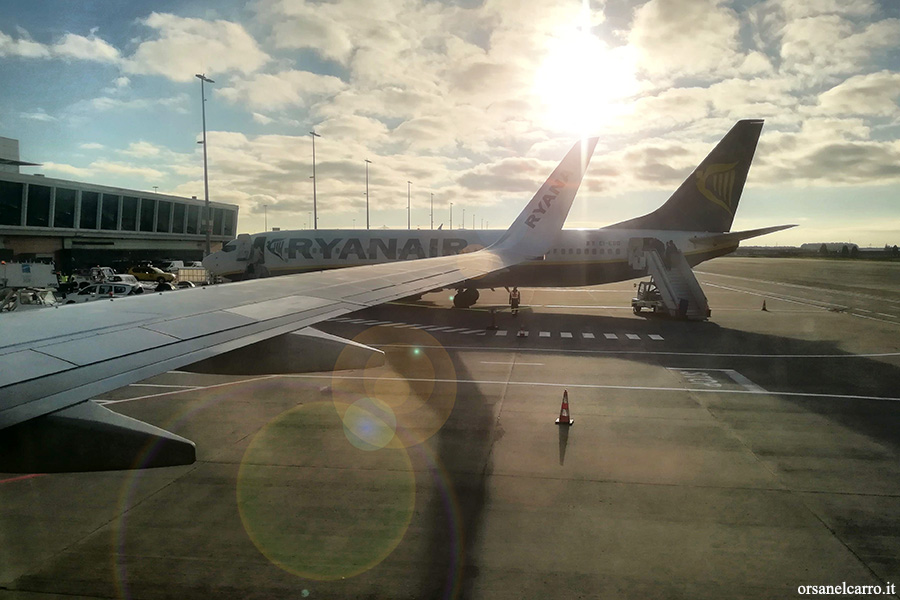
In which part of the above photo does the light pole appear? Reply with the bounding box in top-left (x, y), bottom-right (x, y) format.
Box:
top-left (450, 202), bottom-right (453, 229)
top-left (462, 207), bottom-right (465, 229)
top-left (264, 204), bottom-right (267, 231)
top-left (310, 130), bottom-right (321, 230)
top-left (430, 193), bottom-right (433, 230)
top-left (152, 186), bottom-right (158, 193)
top-left (365, 159), bottom-right (372, 230)
top-left (196, 73), bottom-right (214, 255)
top-left (407, 181), bottom-right (411, 229)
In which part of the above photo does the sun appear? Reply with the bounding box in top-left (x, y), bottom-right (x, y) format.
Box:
top-left (533, 20), bottom-right (638, 135)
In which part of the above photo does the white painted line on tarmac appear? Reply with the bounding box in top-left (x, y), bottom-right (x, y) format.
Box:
top-left (696, 270), bottom-right (900, 306)
top-left (604, 333), bottom-right (618, 340)
top-left (392, 323), bottom-right (418, 329)
top-left (543, 305), bottom-right (631, 309)
top-left (539, 331), bottom-right (550, 337)
top-left (582, 332), bottom-right (595, 339)
top-left (443, 327), bottom-right (471, 333)
top-left (626, 334), bottom-right (640, 340)
top-left (495, 330), bottom-right (508, 336)
top-left (668, 368), bottom-right (765, 392)
top-left (284, 373), bottom-right (900, 403)
top-left (561, 332), bottom-right (573, 338)
top-left (128, 383), bottom-right (201, 389)
top-left (426, 326), bottom-right (453, 331)
top-left (856, 309), bottom-right (873, 313)
top-left (648, 334), bottom-right (664, 340)
top-left (378, 343), bottom-right (900, 360)
top-left (481, 361), bottom-right (545, 366)
top-left (876, 312), bottom-right (897, 319)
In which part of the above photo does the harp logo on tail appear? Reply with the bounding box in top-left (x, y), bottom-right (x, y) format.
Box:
top-left (695, 162), bottom-right (738, 214)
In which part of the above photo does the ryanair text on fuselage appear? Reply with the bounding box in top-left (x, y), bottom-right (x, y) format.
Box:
top-left (259, 235), bottom-right (472, 262)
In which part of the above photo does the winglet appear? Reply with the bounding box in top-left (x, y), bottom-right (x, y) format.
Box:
top-left (490, 138), bottom-right (598, 259)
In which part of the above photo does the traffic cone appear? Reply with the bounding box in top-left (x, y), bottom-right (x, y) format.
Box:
top-left (556, 390), bottom-right (573, 426)
top-left (761, 299), bottom-right (768, 312)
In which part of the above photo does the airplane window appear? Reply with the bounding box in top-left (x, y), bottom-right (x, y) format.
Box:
top-left (568, 249), bottom-right (573, 254)
top-left (616, 249), bottom-right (621, 254)
top-left (222, 242), bottom-right (237, 253)
top-left (577, 248), bottom-right (582, 254)
top-left (592, 249), bottom-right (597, 255)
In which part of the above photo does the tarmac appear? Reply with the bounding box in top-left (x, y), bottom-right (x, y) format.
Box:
top-left (1, 256), bottom-right (899, 599)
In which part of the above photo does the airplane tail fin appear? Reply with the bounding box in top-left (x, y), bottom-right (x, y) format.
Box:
top-left (491, 138), bottom-right (599, 259)
top-left (609, 119), bottom-right (764, 233)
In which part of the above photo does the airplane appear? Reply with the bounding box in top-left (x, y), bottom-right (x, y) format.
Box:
top-left (0, 137), bottom-right (598, 473)
top-left (204, 119), bottom-right (794, 310)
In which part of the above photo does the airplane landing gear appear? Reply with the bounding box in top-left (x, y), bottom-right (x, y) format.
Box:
top-left (453, 288), bottom-right (479, 308)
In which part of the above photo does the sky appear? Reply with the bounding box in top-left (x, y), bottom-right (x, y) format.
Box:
top-left (1, 0), bottom-right (899, 246)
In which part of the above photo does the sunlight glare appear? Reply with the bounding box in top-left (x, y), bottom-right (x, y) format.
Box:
top-left (533, 16), bottom-right (638, 136)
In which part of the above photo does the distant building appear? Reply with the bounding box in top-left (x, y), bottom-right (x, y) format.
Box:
top-left (0, 137), bottom-right (238, 271)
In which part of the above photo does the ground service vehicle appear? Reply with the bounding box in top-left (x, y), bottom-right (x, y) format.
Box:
top-left (632, 279), bottom-right (664, 314)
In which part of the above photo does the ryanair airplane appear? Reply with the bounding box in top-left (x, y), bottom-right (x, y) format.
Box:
top-left (204, 120), bottom-right (794, 308)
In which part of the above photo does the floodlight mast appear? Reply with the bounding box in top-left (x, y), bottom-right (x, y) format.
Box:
top-left (310, 131), bottom-right (321, 230)
top-left (195, 73), bottom-right (214, 255)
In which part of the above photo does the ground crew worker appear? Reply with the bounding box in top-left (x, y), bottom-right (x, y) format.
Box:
top-left (509, 287), bottom-right (521, 316)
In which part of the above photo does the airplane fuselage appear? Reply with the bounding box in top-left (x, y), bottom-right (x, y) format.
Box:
top-left (203, 227), bottom-right (737, 288)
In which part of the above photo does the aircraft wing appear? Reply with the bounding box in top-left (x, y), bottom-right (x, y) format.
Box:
top-left (0, 137), bottom-right (598, 472)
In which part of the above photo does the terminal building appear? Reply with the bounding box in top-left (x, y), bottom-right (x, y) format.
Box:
top-left (0, 137), bottom-right (238, 272)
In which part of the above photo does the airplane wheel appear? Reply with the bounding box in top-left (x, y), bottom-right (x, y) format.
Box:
top-left (633, 306), bottom-right (640, 315)
top-left (453, 288), bottom-right (479, 308)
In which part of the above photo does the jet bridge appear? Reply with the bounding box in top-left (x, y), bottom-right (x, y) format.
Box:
top-left (628, 238), bottom-right (710, 320)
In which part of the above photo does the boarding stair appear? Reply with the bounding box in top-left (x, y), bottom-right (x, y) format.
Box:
top-left (628, 238), bottom-right (710, 320)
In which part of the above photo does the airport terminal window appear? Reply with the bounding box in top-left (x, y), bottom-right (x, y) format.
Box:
top-left (121, 196), bottom-right (138, 231)
top-left (0, 180), bottom-right (24, 226)
top-left (213, 208), bottom-right (224, 236)
top-left (140, 198), bottom-right (155, 231)
top-left (156, 200), bottom-right (171, 232)
top-left (172, 202), bottom-right (185, 233)
top-left (81, 191), bottom-right (99, 229)
top-left (568, 249), bottom-right (573, 254)
top-left (223, 210), bottom-right (234, 236)
top-left (26, 184), bottom-right (51, 227)
top-left (186, 205), bottom-right (199, 234)
top-left (101, 194), bottom-right (120, 230)
top-left (54, 188), bottom-right (76, 228)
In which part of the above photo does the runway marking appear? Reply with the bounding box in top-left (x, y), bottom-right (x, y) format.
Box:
top-left (625, 334), bottom-right (640, 340)
top-left (481, 361), bottom-right (545, 366)
top-left (582, 332), bottom-right (595, 339)
top-left (876, 312), bottom-right (897, 319)
top-left (458, 329), bottom-right (483, 334)
top-left (128, 383), bottom-right (201, 389)
top-left (696, 270), bottom-right (900, 306)
top-left (378, 343), bottom-right (900, 360)
top-left (392, 323), bottom-right (419, 329)
top-left (495, 330), bottom-right (507, 336)
top-left (543, 305), bottom-right (631, 309)
top-left (283, 373), bottom-right (900, 403)
top-left (648, 334), bottom-right (664, 341)
top-left (443, 327), bottom-right (471, 333)
top-left (604, 333), bottom-right (618, 340)
top-left (539, 331), bottom-right (550, 337)
top-left (561, 332), bottom-right (573, 338)
top-left (668, 368), bottom-right (766, 392)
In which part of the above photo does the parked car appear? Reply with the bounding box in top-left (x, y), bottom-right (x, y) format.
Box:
top-left (64, 282), bottom-right (143, 304)
top-left (160, 260), bottom-right (185, 273)
top-left (107, 274), bottom-right (140, 286)
top-left (127, 265), bottom-right (175, 283)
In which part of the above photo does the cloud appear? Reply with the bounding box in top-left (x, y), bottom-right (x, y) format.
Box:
top-left (815, 71), bottom-right (900, 116)
top-left (20, 109), bottom-right (56, 122)
top-left (0, 29), bottom-right (120, 63)
top-left (627, 0), bottom-right (743, 81)
top-left (90, 160), bottom-right (165, 180)
top-left (75, 93), bottom-right (190, 113)
top-left (52, 33), bottom-right (120, 62)
top-left (123, 13), bottom-right (269, 82)
top-left (252, 113), bottom-right (274, 125)
top-left (0, 30), bottom-right (50, 58)
top-left (217, 70), bottom-right (346, 111)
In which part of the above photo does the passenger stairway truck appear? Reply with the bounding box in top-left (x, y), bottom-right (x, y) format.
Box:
top-left (628, 238), bottom-right (710, 320)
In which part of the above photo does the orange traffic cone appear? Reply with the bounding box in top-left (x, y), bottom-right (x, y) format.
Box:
top-left (556, 390), bottom-right (573, 426)
top-left (761, 299), bottom-right (768, 312)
